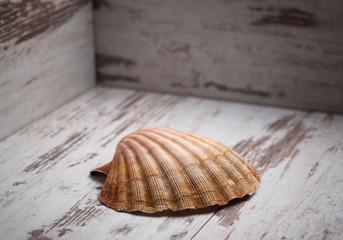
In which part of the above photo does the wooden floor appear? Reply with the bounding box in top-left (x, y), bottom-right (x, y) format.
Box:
top-left (0, 86), bottom-right (342, 240)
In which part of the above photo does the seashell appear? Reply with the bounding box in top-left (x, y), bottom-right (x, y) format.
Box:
top-left (91, 128), bottom-right (260, 213)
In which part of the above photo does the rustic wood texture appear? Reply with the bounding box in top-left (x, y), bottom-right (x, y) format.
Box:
top-left (0, 86), bottom-right (342, 239)
top-left (94, 0), bottom-right (343, 113)
top-left (0, 0), bottom-right (95, 141)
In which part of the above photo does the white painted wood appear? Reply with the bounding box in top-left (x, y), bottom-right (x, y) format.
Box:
top-left (193, 116), bottom-right (343, 240)
top-left (94, 0), bottom-right (343, 113)
top-left (0, 86), bottom-right (342, 239)
top-left (0, 1), bottom-right (95, 141)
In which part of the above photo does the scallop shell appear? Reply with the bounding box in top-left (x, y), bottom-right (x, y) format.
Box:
top-left (91, 128), bottom-right (260, 213)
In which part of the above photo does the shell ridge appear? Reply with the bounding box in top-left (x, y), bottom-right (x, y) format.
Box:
top-left (134, 131), bottom-right (207, 208)
top-left (108, 152), bottom-right (129, 209)
top-left (100, 153), bottom-right (119, 205)
top-left (143, 129), bottom-right (230, 201)
top-left (201, 159), bottom-right (239, 200)
top-left (141, 130), bottom-right (224, 205)
top-left (213, 155), bottom-right (250, 196)
top-left (222, 153), bottom-right (258, 194)
top-left (121, 145), bottom-right (152, 211)
top-left (166, 128), bottom-right (260, 185)
top-left (126, 135), bottom-right (176, 211)
top-left (157, 128), bottom-right (223, 156)
top-left (224, 151), bottom-right (259, 186)
top-left (227, 148), bottom-right (260, 182)
top-left (155, 129), bottom-right (257, 200)
top-left (121, 152), bottom-right (133, 209)
top-left (121, 141), bottom-right (155, 212)
top-left (132, 132), bottom-right (203, 208)
top-left (160, 128), bottom-right (226, 154)
top-left (135, 136), bottom-right (199, 205)
top-left (183, 131), bottom-right (228, 151)
top-left (152, 129), bottom-right (258, 197)
top-left (131, 133), bottom-right (202, 210)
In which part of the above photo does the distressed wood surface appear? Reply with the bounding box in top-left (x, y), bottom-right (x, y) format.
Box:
top-left (0, 0), bottom-right (95, 141)
top-left (94, 0), bottom-right (343, 113)
top-left (0, 86), bottom-right (342, 239)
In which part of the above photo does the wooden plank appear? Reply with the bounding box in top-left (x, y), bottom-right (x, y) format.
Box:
top-left (0, 86), bottom-right (342, 239)
top-left (0, 0), bottom-right (95, 141)
top-left (192, 113), bottom-right (343, 239)
top-left (94, 0), bottom-right (343, 113)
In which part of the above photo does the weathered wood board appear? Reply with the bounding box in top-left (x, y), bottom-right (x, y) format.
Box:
top-left (0, 0), bottom-right (95, 141)
top-left (0, 86), bottom-right (342, 239)
top-left (94, 0), bottom-right (343, 113)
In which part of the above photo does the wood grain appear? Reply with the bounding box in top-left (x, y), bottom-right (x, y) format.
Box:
top-left (0, 86), bottom-right (342, 239)
top-left (94, 0), bottom-right (343, 113)
top-left (0, 0), bottom-right (95, 141)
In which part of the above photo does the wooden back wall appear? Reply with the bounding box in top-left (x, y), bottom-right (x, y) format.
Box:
top-left (94, 0), bottom-right (343, 113)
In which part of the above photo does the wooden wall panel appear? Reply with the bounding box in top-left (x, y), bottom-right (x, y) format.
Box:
top-left (0, 0), bottom-right (95, 140)
top-left (94, 0), bottom-right (343, 113)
